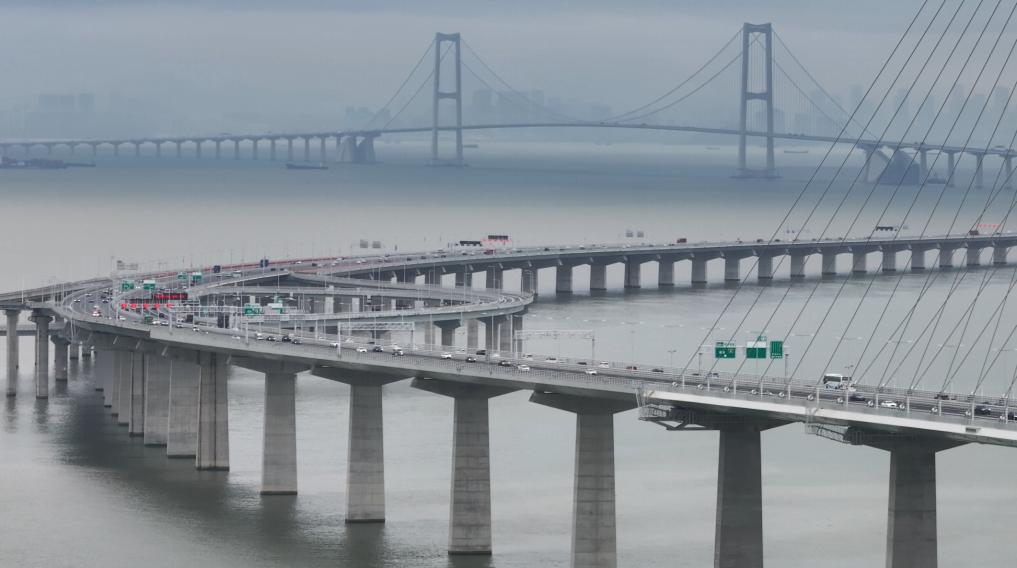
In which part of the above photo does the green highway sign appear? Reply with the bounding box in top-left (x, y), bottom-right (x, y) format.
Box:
top-left (770, 340), bottom-right (784, 359)
top-left (120, 281), bottom-right (135, 291)
top-left (714, 341), bottom-right (736, 359)
top-left (746, 335), bottom-right (767, 359)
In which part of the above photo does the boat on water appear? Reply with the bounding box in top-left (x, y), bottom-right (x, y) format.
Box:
top-left (285, 162), bottom-right (328, 170)
top-left (0, 157), bottom-right (68, 170)
top-left (783, 149), bottom-right (809, 154)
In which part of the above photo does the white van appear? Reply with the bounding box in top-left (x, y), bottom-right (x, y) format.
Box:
top-left (822, 373), bottom-right (848, 389)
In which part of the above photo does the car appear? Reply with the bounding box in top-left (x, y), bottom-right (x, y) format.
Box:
top-left (291, 338), bottom-right (303, 345)
top-left (576, 361), bottom-right (587, 366)
top-left (544, 357), bottom-right (559, 363)
top-left (879, 400), bottom-right (899, 409)
top-left (441, 352), bottom-right (453, 360)
top-left (391, 344), bottom-right (401, 351)
top-left (706, 371), bottom-right (720, 379)
top-left (73, 298), bottom-right (81, 303)
top-left (974, 404), bottom-right (993, 416)
top-left (475, 349), bottom-right (487, 356)
top-left (356, 347), bottom-right (368, 353)
top-left (585, 369), bottom-right (598, 375)
top-left (598, 361), bottom-right (610, 369)
top-left (118, 316), bottom-right (127, 321)
top-left (91, 310), bottom-right (101, 317)
top-left (651, 368), bottom-right (664, 373)
top-left (372, 346), bottom-right (384, 353)
top-left (192, 326), bottom-right (200, 332)
top-left (255, 333), bottom-right (265, 340)
top-left (266, 335), bottom-right (277, 342)
top-left (848, 393), bottom-right (868, 403)
top-left (175, 323), bottom-right (185, 329)
top-left (516, 364), bottom-right (531, 371)
top-left (392, 349), bottom-right (405, 357)
top-left (281, 335), bottom-right (292, 343)
top-left (625, 365), bottom-right (638, 371)
top-left (490, 353), bottom-right (501, 359)
top-left (329, 342), bottom-right (340, 348)
top-left (465, 356), bottom-right (477, 363)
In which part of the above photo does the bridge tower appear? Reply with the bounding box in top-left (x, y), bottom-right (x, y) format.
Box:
top-left (431, 32), bottom-right (464, 167)
top-left (735, 23), bottom-right (779, 180)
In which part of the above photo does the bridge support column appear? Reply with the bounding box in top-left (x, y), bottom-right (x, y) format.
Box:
top-left (301, 137), bottom-right (308, 162)
top-left (919, 150), bottom-right (928, 179)
top-left (154, 142), bottom-right (161, 158)
top-left (412, 379), bottom-right (515, 554)
top-left (100, 351), bottom-right (115, 407)
top-left (556, 265), bottom-right (573, 294)
top-left (215, 140), bottom-right (221, 159)
top-left (69, 342), bottom-right (79, 361)
top-left (128, 352), bottom-right (146, 436)
top-left (1005, 156), bottom-right (1014, 189)
top-left (938, 248), bottom-right (954, 269)
top-left (485, 266), bottom-right (503, 290)
top-left (233, 140), bottom-right (240, 159)
top-left (143, 356), bottom-right (171, 446)
top-left (512, 314), bottom-right (524, 354)
top-left (974, 154), bottom-right (985, 188)
top-left (821, 252), bottom-right (837, 276)
top-left (529, 393), bottom-right (634, 568)
top-left (52, 337), bottom-right (69, 381)
top-left (498, 316), bottom-right (512, 353)
top-left (5, 309), bottom-right (18, 397)
top-left (886, 447), bottom-right (939, 568)
top-left (287, 138), bottom-right (294, 161)
top-left (168, 357), bottom-right (200, 458)
top-left (30, 311), bottom-right (51, 399)
top-left (262, 370), bottom-right (298, 494)
top-left (946, 152), bottom-right (956, 187)
top-left (521, 268), bottom-right (539, 295)
top-left (715, 427), bottom-right (765, 568)
top-left (966, 247), bottom-right (981, 267)
top-left (882, 250), bottom-right (897, 272)
top-left (319, 137), bottom-right (326, 161)
top-left (911, 248), bottom-right (926, 271)
top-left (116, 351), bottom-right (132, 422)
top-left (692, 258), bottom-right (708, 284)
top-left (790, 252), bottom-right (807, 278)
top-left (195, 140), bottom-right (202, 159)
top-left (852, 250), bottom-right (867, 274)
top-left (435, 321), bottom-right (459, 349)
top-left (196, 352), bottom-right (229, 470)
top-left (345, 378), bottom-right (398, 521)
top-left (589, 263), bottom-right (607, 291)
top-left (658, 259), bottom-right (675, 287)
top-left (624, 260), bottom-right (641, 289)
top-left (134, 143), bottom-right (140, 157)
top-left (270, 139), bottom-right (277, 161)
top-left (994, 245), bottom-right (1008, 265)
top-left (484, 317), bottom-right (502, 353)
top-left (175, 142), bottom-right (181, 158)
top-left (467, 320), bottom-right (479, 350)
top-left (252, 139), bottom-right (259, 160)
top-left (724, 256), bottom-right (740, 282)
top-left (757, 255), bottom-right (773, 281)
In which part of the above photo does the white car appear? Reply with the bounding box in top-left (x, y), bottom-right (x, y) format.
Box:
top-left (597, 361), bottom-right (610, 369)
top-left (441, 352), bottom-right (453, 360)
top-left (516, 364), bottom-right (531, 372)
top-left (356, 347), bottom-right (368, 353)
top-left (585, 369), bottom-right (598, 375)
top-left (879, 400), bottom-right (899, 409)
top-left (255, 333), bottom-right (264, 340)
top-left (544, 357), bottom-right (559, 364)
top-left (329, 342), bottom-right (340, 348)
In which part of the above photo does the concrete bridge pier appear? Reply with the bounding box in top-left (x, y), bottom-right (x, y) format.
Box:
top-left (485, 267), bottom-right (503, 290)
top-left (945, 151), bottom-right (957, 187)
top-left (214, 140), bottom-right (221, 159)
top-left (589, 263), bottom-right (607, 291)
top-left (319, 137), bottom-right (327, 161)
top-left (436, 320), bottom-right (460, 349)
top-left (529, 393), bottom-right (634, 568)
top-left (52, 336), bottom-right (69, 381)
top-left (497, 317), bottom-right (512, 353)
top-left (966, 246), bottom-right (981, 267)
top-left (938, 247), bottom-right (955, 269)
top-left (723, 255), bottom-right (741, 282)
top-left (287, 138), bottom-right (294, 162)
top-left (195, 140), bottom-right (203, 159)
top-left (115, 351), bottom-right (133, 422)
top-left (821, 251), bottom-right (837, 276)
top-left (851, 250), bottom-right (868, 274)
top-left (154, 141), bottom-right (162, 158)
top-left (556, 264), bottom-right (573, 294)
top-left (29, 311), bottom-right (51, 399)
top-left (658, 258), bottom-right (675, 287)
top-left (143, 356), bottom-right (171, 446)
top-left (313, 369), bottom-right (408, 522)
top-left (252, 139), bottom-right (260, 160)
top-left (113, 143), bottom-right (120, 157)
top-left (467, 320), bottom-right (479, 350)
top-left (790, 252), bottom-right (807, 278)
top-left (911, 248), bottom-right (927, 271)
top-left (919, 149), bottom-right (928, 179)
top-left (692, 257), bottom-right (708, 285)
top-left (233, 140), bottom-right (240, 160)
top-left (270, 139), bottom-right (277, 161)
top-left (167, 357), bottom-right (200, 458)
top-left (6, 309), bottom-right (19, 397)
top-left (196, 351), bottom-right (230, 470)
top-left (757, 254), bottom-right (773, 281)
top-left (882, 249), bottom-right (897, 272)
top-left (521, 268), bottom-right (539, 295)
top-left (994, 245), bottom-right (1008, 265)
top-left (714, 426), bottom-right (767, 568)
top-left (175, 141), bottom-right (182, 158)
top-left (133, 142), bottom-right (141, 157)
top-left (304, 137), bottom-right (311, 162)
top-left (128, 352), bottom-right (147, 436)
top-left (69, 341), bottom-right (79, 361)
top-left (340, 136), bottom-right (357, 162)
top-left (484, 316), bottom-right (505, 352)
top-left (412, 379), bottom-right (515, 555)
top-left (512, 314), bottom-right (524, 354)
top-left (1005, 156), bottom-right (1014, 189)
top-left (624, 260), bottom-right (642, 289)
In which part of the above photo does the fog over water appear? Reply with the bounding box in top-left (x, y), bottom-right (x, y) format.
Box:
top-left (4, 143), bottom-right (1017, 566)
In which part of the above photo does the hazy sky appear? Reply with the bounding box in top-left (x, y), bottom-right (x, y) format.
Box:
top-left (0, 1), bottom-right (924, 133)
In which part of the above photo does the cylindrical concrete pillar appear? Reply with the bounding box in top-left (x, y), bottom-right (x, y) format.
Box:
top-left (52, 338), bottom-right (68, 381)
top-left (498, 317), bottom-right (512, 353)
top-left (556, 265), bottom-right (573, 294)
top-left (724, 256), bottom-right (740, 282)
top-left (6, 309), bottom-right (19, 397)
top-left (512, 314), bottom-right (524, 354)
top-left (116, 351), bottom-right (132, 423)
top-left (821, 252), bottom-right (837, 276)
top-left (790, 253), bottom-right (807, 278)
top-left (484, 318), bottom-right (498, 352)
top-left (692, 258), bottom-right (708, 284)
top-left (521, 268), bottom-right (539, 295)
top-left (129, 352), bottom-right (146, 436)
top-left (168, 358), bottom-right (200, 458)
top-left (262, 371), bottom-right (298, 495)
top-left (347, 383), bottom-right (386, 522)
top-left (573, 412), bottom-right (618, 568)
top-left (589, 264), bottom-right (607, 291)
top-left (485, 267), bottom-right (503, 290)
top-left (31, 313), bottom-right (52, 399)
top-left (196, 352), bottom-right (230, 470)
top-left (624, 261), bottom-right (641, 288)
top-left (438, 322), bottom-right (459, 349)
top-left (757, 255), bottom-right (773, 281)
top-left (144, 356), bottom-right (171, 446)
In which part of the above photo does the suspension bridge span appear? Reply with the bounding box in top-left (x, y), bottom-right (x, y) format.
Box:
top-left (3, 233), bottom-right (1017, 568)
